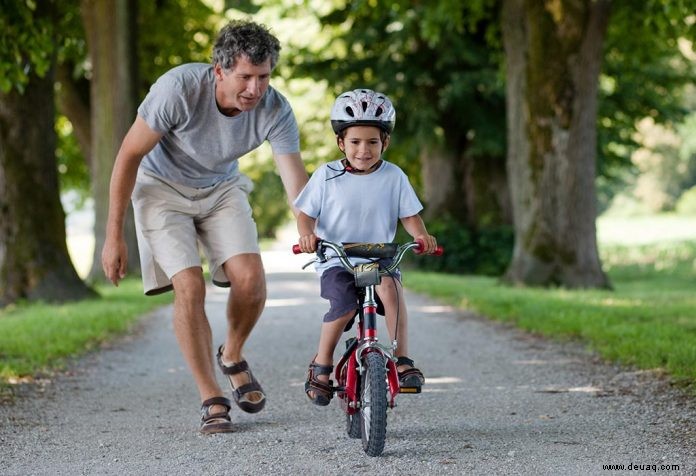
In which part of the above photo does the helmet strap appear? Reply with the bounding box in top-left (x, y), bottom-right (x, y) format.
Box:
top-left (342, 158), bottom-right (382, 174)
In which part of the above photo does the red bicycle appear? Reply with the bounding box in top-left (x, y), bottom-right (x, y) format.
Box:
top-left (293, 239), bottom-right (443, 456)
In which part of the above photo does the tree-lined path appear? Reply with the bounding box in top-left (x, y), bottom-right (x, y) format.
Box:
top-left (0, 249), bottom-right (694, 475)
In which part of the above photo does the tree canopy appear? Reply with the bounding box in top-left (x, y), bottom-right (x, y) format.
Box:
top-left (0, 0), bottom-right (695, 305)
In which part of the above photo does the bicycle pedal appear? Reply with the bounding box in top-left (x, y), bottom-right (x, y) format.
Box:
top-left (399, 386), bottom-right (421, 394)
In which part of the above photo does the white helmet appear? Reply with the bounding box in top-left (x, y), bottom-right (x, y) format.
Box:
top-left (330, 89), bottom-right (396, 134)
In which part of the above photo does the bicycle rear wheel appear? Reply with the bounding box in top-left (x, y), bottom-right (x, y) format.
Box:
top-left (360, 352), bottom-right (388, 456)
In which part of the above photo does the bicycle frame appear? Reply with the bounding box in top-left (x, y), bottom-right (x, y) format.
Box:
top-left (335, 282), bottom-right (401, 413)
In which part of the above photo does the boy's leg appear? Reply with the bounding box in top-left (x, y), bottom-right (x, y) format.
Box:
top-left (308, 267), bottom-right (359, 400)
top-left (377, 276), bottom-right (411, 368)
top-left (307, 310), bottom-right (355, 400)
top-left (315, 310), bottom-right (355, 366)
top-left (378, 276), bottom-right (425, 388)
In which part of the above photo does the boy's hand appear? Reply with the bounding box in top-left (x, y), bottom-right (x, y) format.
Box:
top-left (416, 234), bottom-right (438, 254)
top-left (298, 233), bottom-right (318, 253)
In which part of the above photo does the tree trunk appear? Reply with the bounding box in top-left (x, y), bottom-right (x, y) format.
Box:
top-left (421, 133), bottom-right (511, 229)
top-left (420, 144), bottom-right (466, 222)
top-left (0, 67), bottom-right (95, 306)
top-left (82, 0), bottom-right (140, 282)
top-left (501, 0), bottom-right (611, 288)
top-left (56, 63), bottom-right (92, 169)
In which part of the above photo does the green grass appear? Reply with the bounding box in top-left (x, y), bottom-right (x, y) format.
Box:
top-left (0, 279), bottom-right (171, 382)
top-left (405, 240), bottom-right (696, 390)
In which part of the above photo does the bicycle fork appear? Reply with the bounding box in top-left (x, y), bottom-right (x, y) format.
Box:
top-left (359, 284), bottom-right (401, 406)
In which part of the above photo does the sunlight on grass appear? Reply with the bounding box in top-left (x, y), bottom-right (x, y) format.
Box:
top-left (597, 214), bottom-right (696, 245)
top-left (406, 238), bottom-right (696, 391)
top-left (0, 279), bottom-right (171, 382)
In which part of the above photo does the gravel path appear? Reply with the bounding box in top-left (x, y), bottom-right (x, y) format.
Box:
top-left (1, 250), bottom-right (694, 475)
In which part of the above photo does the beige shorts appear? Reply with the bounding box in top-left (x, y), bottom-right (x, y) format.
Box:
top-left (132, 170), bottom-right (260, 295)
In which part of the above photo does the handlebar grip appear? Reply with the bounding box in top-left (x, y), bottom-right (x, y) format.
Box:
top-left (414, 239), bottom-right (444, 256)
top-left (292, 244), bottom-right (302, 254)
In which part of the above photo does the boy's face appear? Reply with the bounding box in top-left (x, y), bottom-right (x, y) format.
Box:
top-left (214, 55), bottom-right (271, 116)
top-left (338, 126), bottom-right (390, 172)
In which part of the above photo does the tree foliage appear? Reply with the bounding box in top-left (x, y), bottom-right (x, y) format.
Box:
top-left (0, 0), bottom-right (55, 93)
top-left (597, 0), bottom-right (696, 208)
top-left (2, 0), bottom-right (695, 289)
top-left (288, 0), bottom-right (505, 174)
top-left (282, 0), bottom-right (511, 273)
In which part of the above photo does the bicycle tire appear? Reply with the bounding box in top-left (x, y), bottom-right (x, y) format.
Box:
top-left (360, 352), bottom-right (388, 456)
top-left (346, 412), bottom-right (361, 439)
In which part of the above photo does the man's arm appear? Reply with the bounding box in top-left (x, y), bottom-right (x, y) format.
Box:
top-left (101, 116), bottom-right (163, 285)
top-left (272, 152), bottom-right (308, 217)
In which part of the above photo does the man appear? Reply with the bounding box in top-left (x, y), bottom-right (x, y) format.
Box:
top-left (101, 20), bottom-right (307, 434)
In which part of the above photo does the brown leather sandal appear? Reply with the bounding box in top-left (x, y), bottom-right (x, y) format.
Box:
top-left (305, 358), bottom-right (334, 406)
top-left (216, 346), bottom-right (266, 414)
top-left (200, 396), bottom-right (234, 434)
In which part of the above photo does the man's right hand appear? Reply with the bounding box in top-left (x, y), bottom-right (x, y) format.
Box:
top-left (102, 237), bottom-right (128, 286)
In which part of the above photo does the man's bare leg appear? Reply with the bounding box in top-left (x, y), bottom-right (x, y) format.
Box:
top-left (171, 267), bottom-right (226, 412)
top-left (218, 253), bottom-right (266, 402)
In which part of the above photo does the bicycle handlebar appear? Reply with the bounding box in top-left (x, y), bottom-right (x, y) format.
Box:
top-left (292, 239), bottom-right (443, 275)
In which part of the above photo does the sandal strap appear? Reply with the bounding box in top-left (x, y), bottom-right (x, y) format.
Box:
top-left (396, 356), bottom-right (415, 367)
top-left (305, 358), bottom-right (335, 402)
top-left (220, 360), bottom-right (249, 375)
top-left (306, 379), bottom-right (333, 395)
top-left (201, 397), bottom-right (232, 422)
top-left (201, 396), bottom-right (232, 410)
top-left (309, 362), bottom-right (333, 376)
top-left (398, 367), bottom-right (424, 379)
top-left (232, 381), bottom-right (263, 400)
top-left (202, 410), bottom-right (232, 423)
top-left (217, 347), bottom-right (251, 375)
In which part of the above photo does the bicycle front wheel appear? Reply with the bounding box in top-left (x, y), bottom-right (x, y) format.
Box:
top-left (360, 352), bottom-right (388, 456)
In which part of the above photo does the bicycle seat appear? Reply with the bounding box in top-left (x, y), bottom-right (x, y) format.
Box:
top-left (342, 242), bottom-right (398, 259)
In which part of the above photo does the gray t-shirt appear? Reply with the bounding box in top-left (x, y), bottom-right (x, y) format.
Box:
top-left (137, 63), bottom-right (300, 188)
top-left (293, 159), bottom-right (423, 274)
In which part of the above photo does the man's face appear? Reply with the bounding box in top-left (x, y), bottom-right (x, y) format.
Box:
top-left (214, 55), bottom-right (272, 116)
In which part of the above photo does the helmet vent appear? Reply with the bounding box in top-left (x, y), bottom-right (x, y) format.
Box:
top-left (375, 106), bottom-right (383, 117)
top-left (345, 107), bottom-right (355, 117)
top-left (361, 101), bottom-right (368, 111)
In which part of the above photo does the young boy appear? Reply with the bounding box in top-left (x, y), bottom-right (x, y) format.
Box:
top-left (294, 89), bottom-right (438, 405)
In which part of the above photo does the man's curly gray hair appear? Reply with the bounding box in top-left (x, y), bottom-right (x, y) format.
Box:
top-left (212, 20), bottom-right (281, 71)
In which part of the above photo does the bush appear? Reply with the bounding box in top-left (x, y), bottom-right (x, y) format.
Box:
top-left (399, 218), bottom-right (513, 275)
top-left (675, 186), bottom-right (696, 216)
top-left (243, 161), bottom-right (291, 239)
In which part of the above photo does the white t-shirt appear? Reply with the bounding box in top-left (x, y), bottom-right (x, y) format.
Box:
top-left (293, 159), bottom-right (423, 274)
top-left (137, 63), bottom-right (300, 188)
